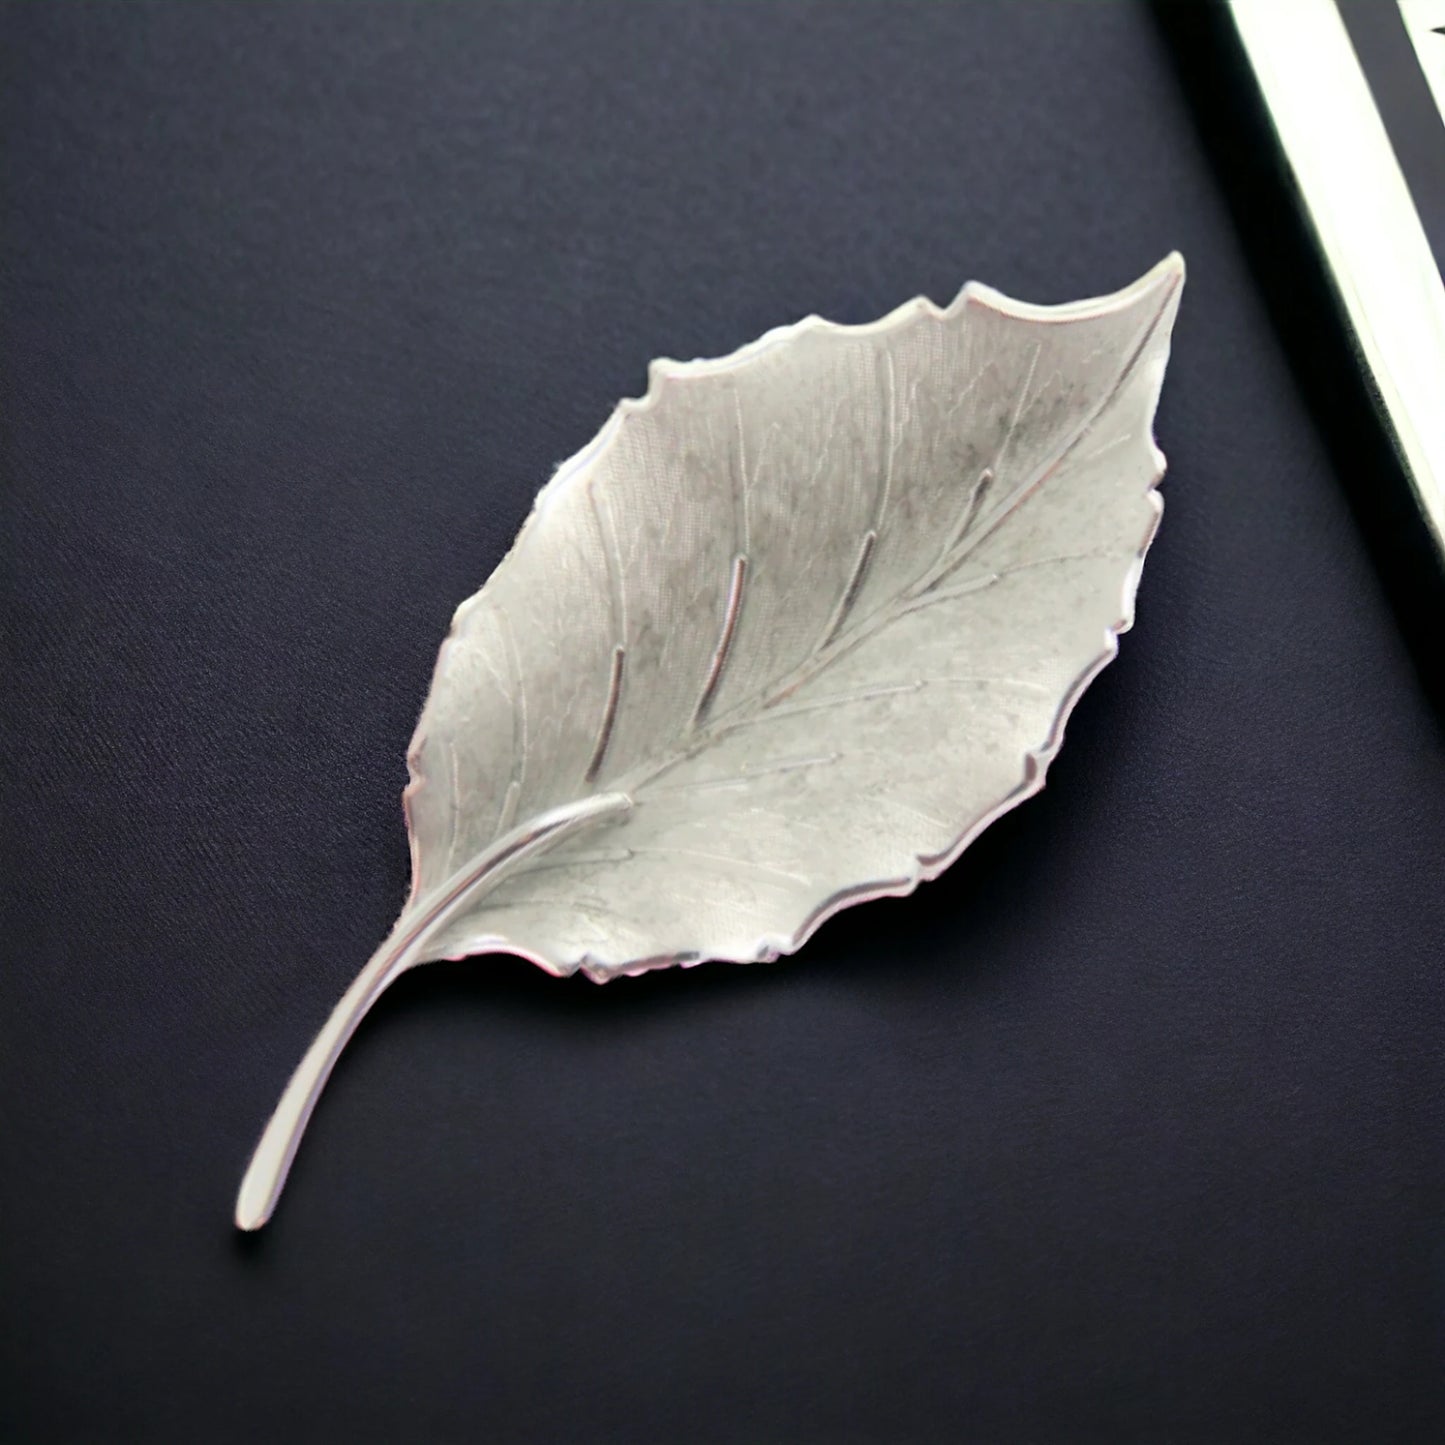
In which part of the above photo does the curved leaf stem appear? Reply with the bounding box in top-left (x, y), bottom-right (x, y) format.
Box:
top-left (234, 929), bottom-right (413, 1232)
top-left (235, 791), bottom-right (632, 1231)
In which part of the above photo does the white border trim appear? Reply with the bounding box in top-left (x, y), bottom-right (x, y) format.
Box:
top-left (1232, 0), bottom-right (1445, 562)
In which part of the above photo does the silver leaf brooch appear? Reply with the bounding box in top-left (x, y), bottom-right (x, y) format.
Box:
top-left (237, 254), bottom-right (1185, 1228)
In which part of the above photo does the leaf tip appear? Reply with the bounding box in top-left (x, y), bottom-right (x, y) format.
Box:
top-left (1158, 250), bottom-right (1187, 284)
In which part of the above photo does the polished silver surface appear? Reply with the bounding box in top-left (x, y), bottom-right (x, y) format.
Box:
top-left (236, 256), bottom-right (1183, 1229)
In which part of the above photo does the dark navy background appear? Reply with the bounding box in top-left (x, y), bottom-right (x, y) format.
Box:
top-left (4, 3), bottom-right (1443, 1441)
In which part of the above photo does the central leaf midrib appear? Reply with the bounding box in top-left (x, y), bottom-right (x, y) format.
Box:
top-left (439, 275), bottom-right (1174, 915)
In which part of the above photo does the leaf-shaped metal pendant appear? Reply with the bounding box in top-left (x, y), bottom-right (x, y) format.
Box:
top-left (237, 255), bottom-right (1184, 1229)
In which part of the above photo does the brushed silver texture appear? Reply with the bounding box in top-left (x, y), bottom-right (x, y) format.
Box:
top-left (236, 255), bottom-right (1184, 1229)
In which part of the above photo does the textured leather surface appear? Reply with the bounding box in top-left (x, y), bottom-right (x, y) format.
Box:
top-left (3, 3), bottom-right (1443, 1441)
